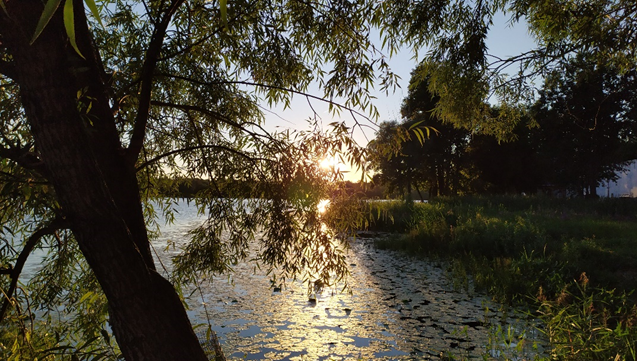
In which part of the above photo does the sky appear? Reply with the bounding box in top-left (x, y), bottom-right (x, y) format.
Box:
top-left (259, 12), bottom-right (538, 181)
top-left (600, 163), bottom-right (637, 197)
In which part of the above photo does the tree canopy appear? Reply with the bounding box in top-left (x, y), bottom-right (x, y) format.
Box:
top-left (369, 57), bottom-right (637, 199)
top-left (386, 0), bottom-right (637, 138)
top-left (367, 68), bottom-right (470, 200)
top-left (531, 58), bottom-right (637, 195)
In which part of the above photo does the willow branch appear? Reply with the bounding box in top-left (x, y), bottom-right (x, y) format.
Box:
top-left (150, 100), bottom-right (275, 141)
top-left (126, 0), bottom-right (186, 166)
top-left (229, 80), bottom-right (373, 122)
top-left (158, 73), bottom-right (373, 124)
top-left (0, 217), bottom-right (68, 322)
top-left (136, 144), bottom-right (269, 171)
top-left (157, 5), bottom-right (249, 62)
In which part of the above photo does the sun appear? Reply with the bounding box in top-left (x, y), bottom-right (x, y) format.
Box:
top-left (319, 156), bottom-right (344, 172)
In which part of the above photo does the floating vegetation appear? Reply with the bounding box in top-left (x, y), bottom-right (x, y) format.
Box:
top-left (154, 203), bottom-right (545, 360)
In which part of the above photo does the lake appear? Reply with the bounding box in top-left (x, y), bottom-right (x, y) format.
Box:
top-left (152, 199), bottom-right (546, 360)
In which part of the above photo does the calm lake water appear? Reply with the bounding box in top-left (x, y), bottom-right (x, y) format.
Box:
top-left (152, 200), bottom-right (547, 360)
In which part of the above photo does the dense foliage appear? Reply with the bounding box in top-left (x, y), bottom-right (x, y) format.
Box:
top-left (390, 0), bottom-right (637, 138)
top-left (531, 59), bottom-right (637, 195)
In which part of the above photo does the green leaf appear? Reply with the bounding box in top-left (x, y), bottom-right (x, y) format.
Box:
top-left (78, 290), bottom-right (94, 303)
top-left (84, 0), bottom-right (105, 29)
top-left (30, 0), bottom-right (64, 45)
top-left (220, 0), bottom-right (228, 28)
top-left (63, 0), bottom-right (85, 59)
top-left (0, 1), bottom-right (7, 15)
top-left (77, 336), bottom-right (99, 350)
top-left (407, 120), bottom-right (424, 130)
top-left (413, 128), bottom-right (424, 145)
top-left (23, 185), bottom-right (31, 201)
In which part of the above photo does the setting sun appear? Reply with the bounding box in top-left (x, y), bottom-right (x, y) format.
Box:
top-left (319, 156), bottom-right (345, 172)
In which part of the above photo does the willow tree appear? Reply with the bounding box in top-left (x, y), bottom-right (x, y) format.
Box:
top-left (0, 0), bottom-right (396, 360)
top-left (383, 0), bottom-right (637, 138)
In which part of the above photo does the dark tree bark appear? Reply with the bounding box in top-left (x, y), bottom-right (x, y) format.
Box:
top-left (435, 161), bottom-right (447, 196)
top-left (0, 1), bottom-right (207, 360)
top-left (414, 185), bottom-right (424, 202)
top-left (429, 183), bottom-right (438, 198)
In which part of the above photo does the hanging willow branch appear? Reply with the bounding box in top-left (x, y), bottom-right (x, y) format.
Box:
top-left (0, 217), bottom-right (68, 322)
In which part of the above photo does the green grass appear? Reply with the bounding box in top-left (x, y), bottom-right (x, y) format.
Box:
top-left (363, 196), bottom-right (637, 360)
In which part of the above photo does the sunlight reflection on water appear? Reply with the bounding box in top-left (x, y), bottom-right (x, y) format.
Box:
top-left (317, 199), bottom-right (330, 214)
top-left (153, 199), bottom-right (546, 360)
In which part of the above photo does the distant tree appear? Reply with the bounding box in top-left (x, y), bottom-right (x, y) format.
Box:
top-left (370, 0), bottom-right (637, 196)
top-left (367, 121), bottom-right (426, 200)
top-left (531, 59), bottom-right (637, 196)
top-left (400, 68), bottom-right (470, 197)
top-left (465, 112), bottom-right (543, 194)
top-left (367, 68), bottom-right (470, 199)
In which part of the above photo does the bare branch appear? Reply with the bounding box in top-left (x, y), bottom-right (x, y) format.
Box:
top-left (158, 73), bottom-right (375, 132)
top-left (0, 145), bottom-right (46, 175)
top-left (126, 0), bottom-right (186, 166)
top-left (0, 217), bottom-right (68, 322)
top-left (141, 108), bottom-right (273, 181)
top-left (150, 100), bottom-right (277, 143)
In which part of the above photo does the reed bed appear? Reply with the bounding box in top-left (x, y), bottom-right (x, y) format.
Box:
top-left (363, 196), bottom-right (637, 360)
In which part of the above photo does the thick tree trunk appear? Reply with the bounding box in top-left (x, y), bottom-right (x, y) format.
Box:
top-left (0, 2), bottom-right (208, 360)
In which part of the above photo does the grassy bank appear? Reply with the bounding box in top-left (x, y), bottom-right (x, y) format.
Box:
top-left (364, 196), bottom-right (637, 360)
